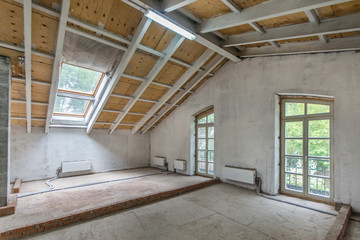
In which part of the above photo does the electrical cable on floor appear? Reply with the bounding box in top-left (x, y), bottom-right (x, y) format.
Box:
top-left (255, 178), bottom-right (338, 217)
top-left (45, 167), bottom-right (62, 189)
top-left (18, 171), bottom-right (169, 198)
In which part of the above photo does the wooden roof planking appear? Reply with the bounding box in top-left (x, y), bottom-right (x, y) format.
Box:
top-left (0, 0), bottom-right (359, 134)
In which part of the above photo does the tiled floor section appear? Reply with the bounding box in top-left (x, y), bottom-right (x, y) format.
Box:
top-left (0, 168), bottom-right (211, 233)
top-left (24, 183), bottom-right (336, 240)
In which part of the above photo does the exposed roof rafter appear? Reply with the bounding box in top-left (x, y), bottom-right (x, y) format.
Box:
top-left (86, 17), bottom-right (152, 133)
top-left (199, 0), bottom-right (353, 33)
top-left (44, 0), bottom-right (71, 133)
top-left (163, 0), bottom-right (197, 12)
top-left (239, 35), bottom-right (360, 57)
top-left (109, 35), bottom-right (185, 134)
top-left (223, 13), bottom-right (360, 47)
top-left (141, 54), bottom-right (225, 135)
top-left (23, 0), bottom-right (32, 133)
top-left (131, 48), bottom-right (214, 134)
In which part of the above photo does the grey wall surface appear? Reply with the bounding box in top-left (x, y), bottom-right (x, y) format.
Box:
top-left (11, 127), bottom-right (150, 182)
top-left (0, 57), bottom-right (10, 206)
top-left (150, 51), bottom-right (360, 212)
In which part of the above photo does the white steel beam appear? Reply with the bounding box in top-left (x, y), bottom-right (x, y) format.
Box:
top-left (141, 54), bottom-right (225, 134)
top-left (67, 17), bottom-right (131, 45)
top-left (11, 99), bottom-right (49, 105)
top-left (163, 0), bottom-right (197, 12)
top-left (65, 26), bottom-right (128, 51)
top-left (0, 41), bottom-right (54, 59)
top-left (223, 13), bottom-right (360, 47)
top-left (239, 35), bottom-right (360, 57)
top-left (122, 0), bottom-right (241, 62)
top-left (131, 48), bottom-right (214, 134)
top-left (304, 9), bottom-right (320, 25)
top-left (249, 22), bottom-right (265, 33)
top-left (44, 0), bottom-right (71, 133)
top-left (12, 77), bottom-right (51, 86)
top-left (86, 17), bottom-right (152, 134)
top-left (23, 0), bottom-right (32, 133)
top-left (109, 35), bottom-right (185, 134)
top-left (199, 0), bottom-right (352, 33)
top-left (221, 0), bottom-right (242, 13)
top-left (57, 92), bottom-right (95, 101)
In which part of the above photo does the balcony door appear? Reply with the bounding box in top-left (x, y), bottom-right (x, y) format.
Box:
top-left (281, 98), bottom-right (334, 202)
top-left (196, 109), bottom-right (214, 177)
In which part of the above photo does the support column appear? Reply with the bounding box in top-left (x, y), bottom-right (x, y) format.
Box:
top-left (0, 56), bottom-right (11, 207)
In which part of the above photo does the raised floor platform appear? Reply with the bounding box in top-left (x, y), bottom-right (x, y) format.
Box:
top-left (0, 168), bottom-right (217, 239)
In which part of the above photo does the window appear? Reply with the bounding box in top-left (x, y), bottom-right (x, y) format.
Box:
top-left (196, 109), bottom-right (214, 176)
top-left (54, 63), bottom-right (104, 117)
top-left (280, 98), bottom-right (333, 202)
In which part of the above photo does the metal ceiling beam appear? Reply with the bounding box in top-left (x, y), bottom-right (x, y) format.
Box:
top-left (131, 48), bottom-right (214, 134)
top-left (65, 26), bottom-right (128, 51)
top-left (23, 0), bottom-right (32, 133)
top-left (122, 0), bottom-right (241, 62)
top-left (239, 35), bottom-right (360, 57)
top-left (12, 77), bottom-right (51, 86)
top-left (109, 35), bottom-right (185, 134)
top-left (221, 0), bottom-right (242, 13)
top-left (44, 0), bottom-right (71, 133)
top-left (57, 92), bottom-right (95, 101)
top-left (163, 0), bottom-right (197, 12)
top-left (141, 54), bottom-right (225, 134)
top-left (0, 41), bottom-right (54, 59)
top-left (86, 17), bottom-right (152, 133)
top-left (67, 17), bottom-right (131, 45)
top-left (223, 13), bottom-right (360, 47)
top-left (199, 0), bottom-right (352, 33)
top-left (304, 9), bottom-right (320, 25)
top-left (304, 9), bottom-right (331, 44)
top-left (11, 99), bottom-right (49, 105)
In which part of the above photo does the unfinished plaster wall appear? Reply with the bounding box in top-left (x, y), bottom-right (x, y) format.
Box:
top-left (150, 51), bottom-right (360, 212)
top-left (11, 127), bottom-right (150, 182)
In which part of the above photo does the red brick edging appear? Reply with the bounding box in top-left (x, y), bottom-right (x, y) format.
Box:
top-left (0, 178), bottom-right (220, 239)
top-left (0, 196), bottom-right (17, 217)
top-left (324, 204), bottom-right (351, 240)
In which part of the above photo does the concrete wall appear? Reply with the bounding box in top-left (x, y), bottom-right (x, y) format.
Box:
top-left (11, 126), bottom-right (150, 182)
top-left (0, 56), bottom-right (10, 206)
top-left (150, 51), bottom-right (360, 212)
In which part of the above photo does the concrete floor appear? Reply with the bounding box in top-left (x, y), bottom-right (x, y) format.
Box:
top-left (1, 168), bottom-right (210, 232)
top-left (24, 183), bottom-right (336, 240)
top-left (344, 220), bottom-right (360, 240)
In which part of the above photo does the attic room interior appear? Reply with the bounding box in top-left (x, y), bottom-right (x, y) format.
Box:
top-left (0, 0), bottom-right (360, 239)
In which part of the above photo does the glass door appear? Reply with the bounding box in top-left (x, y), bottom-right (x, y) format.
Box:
top-left (196, 109), bottom-right (214, 176)
top-left (281, 99), bottom-right (333, 202)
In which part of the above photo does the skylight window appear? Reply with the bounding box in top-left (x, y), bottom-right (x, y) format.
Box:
top-left (54, 97), bottom-right (90, 115)
top-left (53, 63), bottom-right (104, 117)
top-left (58, 63), bottom-right (103, 94)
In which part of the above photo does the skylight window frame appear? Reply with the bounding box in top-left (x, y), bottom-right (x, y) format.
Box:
top-left (58, 62), bottom-right (105, 97)
top-left (53, 63), bottom-right (106, 117)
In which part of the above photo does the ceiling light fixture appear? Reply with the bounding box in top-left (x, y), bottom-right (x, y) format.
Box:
top-left (145, 10), bottom-right (196, 40)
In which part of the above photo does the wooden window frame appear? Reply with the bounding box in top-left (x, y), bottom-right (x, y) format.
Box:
top-left (195, 108), bottom-right (215, 177)
top-left (280, 97), bottom-right (334, 204)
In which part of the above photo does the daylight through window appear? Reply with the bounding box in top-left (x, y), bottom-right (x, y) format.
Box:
top-left (53, 63), bottom-right (104, 116)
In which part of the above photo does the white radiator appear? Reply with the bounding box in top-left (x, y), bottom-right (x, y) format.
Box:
top-left (153, 156), bottom-right (166, 167)
top-left (174, 159), bottom-right (186, 171)
top-left (61, 161), bottom-right (92, 177)
top-left (223, 166), bottom-right (256, 185)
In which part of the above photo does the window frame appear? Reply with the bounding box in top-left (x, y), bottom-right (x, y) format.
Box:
top-left (195, 108), bottom-right (215, 177)
top-left (53, 63), bottom-right (105, 117)
top-left (280, 97), bottom-right (334, 204)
